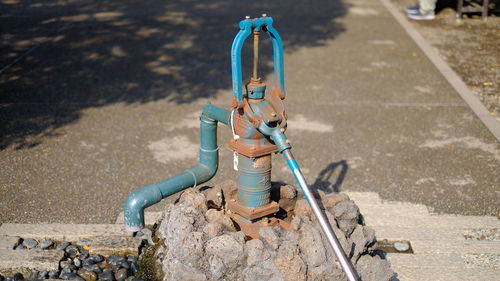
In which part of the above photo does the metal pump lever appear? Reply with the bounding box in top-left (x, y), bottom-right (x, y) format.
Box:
top-left (259, 122), bottom-right (360, 281)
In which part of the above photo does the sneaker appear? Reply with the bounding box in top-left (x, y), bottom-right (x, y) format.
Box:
top-left (404, 3), bottom-right (420, 14)
top-left (408, 10), bottom-right (435, 20)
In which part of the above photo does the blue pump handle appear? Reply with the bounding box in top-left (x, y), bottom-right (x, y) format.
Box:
top-left (231, 17), bottom-right (286, 108)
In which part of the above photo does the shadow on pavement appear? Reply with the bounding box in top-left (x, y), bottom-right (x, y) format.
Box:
top-left (0, 0), bottom-right (348, 150)
top-left (311, 160), bottom-right (349, 194)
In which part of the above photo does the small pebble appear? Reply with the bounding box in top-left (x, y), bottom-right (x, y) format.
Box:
top-left (82, 258), bottom-right (95, 266)
top-left (12, 273), bottom-right (24, 281)
top-left (80, 250), bottom-right (89, 259)
top-left (22, 238), bottom-right (37, 249)
top-left (126, 257), bottom-right (137, 263)
top-left (98, 261), bottom-right (111, 269)
top-left (28, 271), bottom-right (38, 281)
top-left (107, 254), bottom-right (126, 266)
top-left (74, 257), bottom-right (82, 268)
top-left (77, 269), bottom-right (97, 281)
top-left (114, 268), bottom-right (128, 281)
top-left (37, 271), bottom-right (47, 280)
top-left (48, 271), bottom-right (59, 279)
top-left (65, 245), bottom-right (79, 258)
top-left (59, 268), bottom-right (72, 277)
top-left (130, 262), bottom-right (139, 274)
top-left (60, 260), bottom-right (75, 270)
top-left (38, 240), bottom-right (53, 249)
top-left (57, 241), bottom-right (70, 250)
top-left (98, 269), bottom-right (115, 281)
top-left (60, 272), bottom-right (84, 281)
top-left (116, 260), bottom-right (130, 269)
top-left (394, 241), bottom-right (410, 252)
top-left (82, 264), bottom-right (101, 273)
top-left (90, 254), bottom-right (104, 263)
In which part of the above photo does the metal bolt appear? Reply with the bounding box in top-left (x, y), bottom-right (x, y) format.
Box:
top-left (262, 13), bottom-right (267, 17)
top-left (245, 16), bottom-right (251, 19)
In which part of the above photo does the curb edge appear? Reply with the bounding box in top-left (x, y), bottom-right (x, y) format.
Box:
top-left (379, 0), bottom-right (500, 142)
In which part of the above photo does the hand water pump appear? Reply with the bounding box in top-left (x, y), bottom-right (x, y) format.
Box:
top-left (124, 15), bottom-right (359, 281)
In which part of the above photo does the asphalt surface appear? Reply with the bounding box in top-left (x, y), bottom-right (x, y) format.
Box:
top-left (1, 0), bottom-right (498, 224)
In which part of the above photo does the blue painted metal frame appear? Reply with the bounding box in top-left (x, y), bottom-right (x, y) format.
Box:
top-left (231, 17), bottom-right (286, 108)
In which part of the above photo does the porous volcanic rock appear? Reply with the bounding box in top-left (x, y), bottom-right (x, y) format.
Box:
top-left (154, 182), bottom-right (396, 281)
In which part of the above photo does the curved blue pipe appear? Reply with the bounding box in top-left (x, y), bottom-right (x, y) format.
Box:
top-left (123, 104), bottom-right (230, 232)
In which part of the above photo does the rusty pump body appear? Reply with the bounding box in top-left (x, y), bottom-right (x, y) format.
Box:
top-left (225, 16), bottom-right (289, 236)
top-left (124, 15), bottom-right (359, 281)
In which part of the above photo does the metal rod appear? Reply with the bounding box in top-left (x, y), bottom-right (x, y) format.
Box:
top-left (253, 30), bottom-right (260, 79)
top-left (282, 149), bottom-right (360, 281)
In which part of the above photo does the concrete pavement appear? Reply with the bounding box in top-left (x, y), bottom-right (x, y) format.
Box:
top-left (1, 0), bottom-right (498, 224)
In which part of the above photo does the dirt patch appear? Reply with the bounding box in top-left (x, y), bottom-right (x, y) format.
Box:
top-left (392, 0), bottom-right (500, 116)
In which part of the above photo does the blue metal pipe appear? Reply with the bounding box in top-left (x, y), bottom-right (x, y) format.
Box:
top-left (123, 104), bottom-right (230, 232)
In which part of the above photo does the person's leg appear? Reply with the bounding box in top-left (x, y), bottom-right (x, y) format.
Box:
top-left (419, 0), bottom-right (437, 15)
top-left (408, 0), bottom-right (436, 19)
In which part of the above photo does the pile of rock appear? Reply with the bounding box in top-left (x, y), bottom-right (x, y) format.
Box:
top-left (153, 180), bottom-right (396, 281)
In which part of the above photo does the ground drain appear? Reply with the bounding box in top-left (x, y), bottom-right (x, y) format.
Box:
top-left (376, 240), bottom-right (413, 254)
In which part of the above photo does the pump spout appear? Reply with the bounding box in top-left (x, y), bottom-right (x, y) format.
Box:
top-left (123, 104), bottom-right (230, 232)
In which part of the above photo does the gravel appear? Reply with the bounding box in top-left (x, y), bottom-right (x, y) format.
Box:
top-left (2, 240), bottom-right (145, 281)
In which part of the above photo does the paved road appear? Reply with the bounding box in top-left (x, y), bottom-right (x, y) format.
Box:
top-left (1, 0), bottom-right (498, 224)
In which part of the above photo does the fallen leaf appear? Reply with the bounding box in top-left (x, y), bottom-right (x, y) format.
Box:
top-left (483, 82), bottom-right (493, 86)
top-left (83, 245), bottom-right (91, 250)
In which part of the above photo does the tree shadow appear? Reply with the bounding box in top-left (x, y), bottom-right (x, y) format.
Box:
top-left (0, 0), bottom-right (348, 150)
top-left (311, 160), bottom-right (349, 195)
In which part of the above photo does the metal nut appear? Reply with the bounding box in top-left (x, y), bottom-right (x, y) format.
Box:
top-left (262, 13), bottom-right (267, 17)
top-left (245, 16), bottom-right (251, 19)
